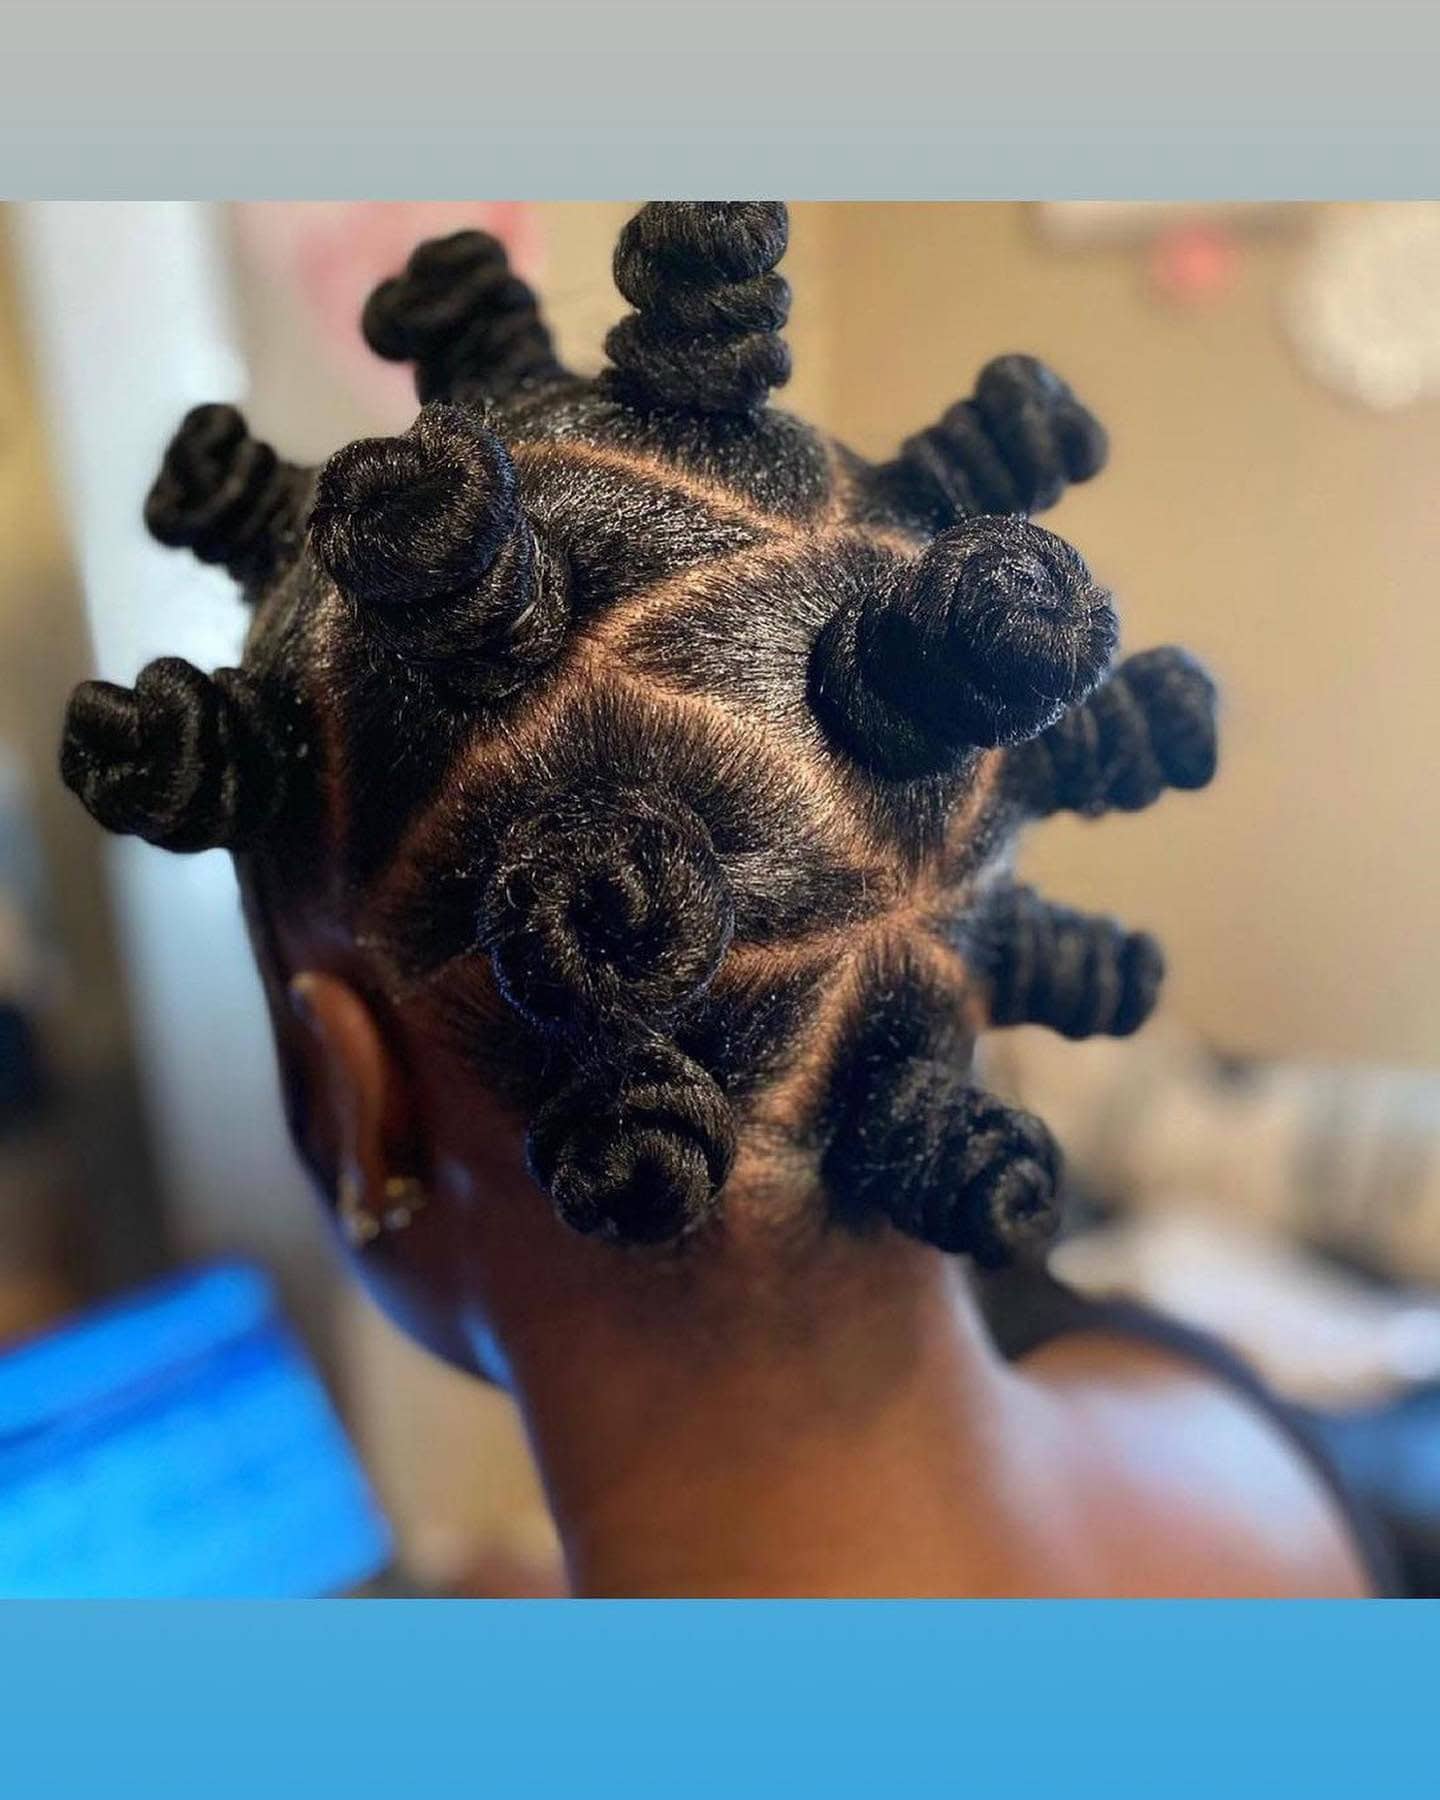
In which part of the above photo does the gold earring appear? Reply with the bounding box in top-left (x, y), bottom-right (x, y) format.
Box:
top-left (381, 1174), bottom-right (429, 1233)
top-left (336, 1172), bottom-right (428, 1247)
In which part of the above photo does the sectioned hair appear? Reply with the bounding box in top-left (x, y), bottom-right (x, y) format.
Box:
top-left (61, 202), bottom-right (1219, 1262)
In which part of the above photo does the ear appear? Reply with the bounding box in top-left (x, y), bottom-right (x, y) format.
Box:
top-left (287, 971), bottom-right (418, 1246)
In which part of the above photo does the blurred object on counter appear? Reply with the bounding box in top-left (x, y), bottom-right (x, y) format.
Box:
top-left (0, 746), bottom-right (60, 1046)
top-left (0, 1263), bottom-right (391, 1597)
top-left (1054, 1210), bottom-right (1440, 1410)
top-left (983, 1022), bottom-right (1440, 1290)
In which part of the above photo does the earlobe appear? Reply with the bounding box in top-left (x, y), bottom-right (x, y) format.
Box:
top-left (287, 971), bottom-right (422, 1247)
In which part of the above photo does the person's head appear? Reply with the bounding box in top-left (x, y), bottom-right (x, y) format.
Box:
top-left (59, 203), bottom-right (1218, 1378)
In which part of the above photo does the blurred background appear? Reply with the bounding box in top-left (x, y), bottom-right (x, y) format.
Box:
top-left (3, 201), bottom-right (1440, 1595)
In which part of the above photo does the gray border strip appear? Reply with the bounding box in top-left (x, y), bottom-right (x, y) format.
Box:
top-left (3, 4), bottom-right (1440, 197)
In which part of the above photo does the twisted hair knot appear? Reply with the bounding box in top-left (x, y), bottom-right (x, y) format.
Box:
top-left (878, 515), bottom-right (1117, 746)
top-left (943, 1089), bottom-right (1063, 1268)
top-left (812, 515), bottom-right (1117, 778)
top-left (1119, 647), bottom-right (1220, 794)
top-left (309, 402), bottom-right (519, 608)
top-left (616, 202), bottom-right (790, 291)
top-left (144, 404), bottom-right (304, 587)
top-left (1015, 645), bottom-right (1219, 818)
top-left (603, 315), bottom-right (791, 418)
top-left (603, 202), bottom-right (792, 417)
top-left (309, 403), bottom-right (568, 701)
top-left (897, 354), bottom-right (1108, 526)
top-left (480, 788), bottom-right (735, 1033)
top-left (975, 883), bottom-right (1165, 1040)
top-left (527, 1040), bottom-right (737, 1245)
top-left (826, 1060), bottom-right (1061, 1269)
top-left (59, 658), bottom-right (280, 853)
top-left (362, 230), bottom-right (563, 403)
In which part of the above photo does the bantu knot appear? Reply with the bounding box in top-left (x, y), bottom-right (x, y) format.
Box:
top-left (966, 882), bottom-right (1164, 1040)
top-left (810, 514), bottom-right (1118, 778)
top-left (479, 787), bottom-right (735, 1033)
top-left (362, 230), bottom-right (567, 404)
top-left (60, 657), bottom-right (281, 853)
top-left (1009, 645), bottom-right (1218, 818)
top-left (873, 354), bottom-right (1108, 532)
top-left (602, 202), bottom-right (792, 417)
top-left (526, 1039), bottom-right (737, 1245)
top-left (308, 402), bottom-right (569, 702)
top-left (145, 404), bottom-right (309, 591)
top-left (824, 1056), bottom-right (1062, 1268)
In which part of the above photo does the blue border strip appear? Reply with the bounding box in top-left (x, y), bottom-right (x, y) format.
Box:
top-left (0, 1601), bottom-right (1433, 1796)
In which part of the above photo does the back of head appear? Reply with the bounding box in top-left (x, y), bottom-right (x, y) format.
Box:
top-left (60, 202), bottom-right (1219, 1272)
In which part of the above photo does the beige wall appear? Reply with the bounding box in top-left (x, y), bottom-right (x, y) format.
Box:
top-left (805, 203), bottom-right (1440, 1070)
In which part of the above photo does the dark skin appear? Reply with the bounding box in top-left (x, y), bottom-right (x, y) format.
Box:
top-left (252, 881), bottom-right (1369, 1599)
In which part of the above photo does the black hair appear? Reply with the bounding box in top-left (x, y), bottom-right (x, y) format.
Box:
top-left (60, 201), bottom-right (1219, 1263)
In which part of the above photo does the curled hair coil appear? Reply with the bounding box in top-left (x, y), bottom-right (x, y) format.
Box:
top-left (362, 229), bottom-right (568, 404)
top-left (144, 404), bottom-right (310, 591)
top-left (602, 202), bottom-right (792, 417)
top-left (526, 1039), bottom-right (737, 1245)
top-left (823, 1046), bottom-right (1062, 1268)
top-left (1009, 645), bottom-right (1219, 818)
top-left (810, 514), bottom-right (1117, 778)
top-left (966, 881), bottom-right (1165, 1040)
top-left (479, 785), bottom-right (735, 1035)
top-left (871, 354), bottom-right (1107, 530)
top-left (308, 402), bottom-right (571, 703)
top-left (59, 657), bottom-right (282, 854)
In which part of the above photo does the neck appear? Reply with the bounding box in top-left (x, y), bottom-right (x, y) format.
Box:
top-left (461, 1187), bottom-right (1056, 1597)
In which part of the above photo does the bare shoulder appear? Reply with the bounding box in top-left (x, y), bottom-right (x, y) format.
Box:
top-left (1018, 1331), bottom-right (1373, 1598)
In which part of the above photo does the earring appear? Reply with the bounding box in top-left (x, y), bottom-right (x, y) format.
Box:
top-left (381, 1174), bottom-right (429, 1233)
top-left (337, 1172), bottom-right (429, 1247)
